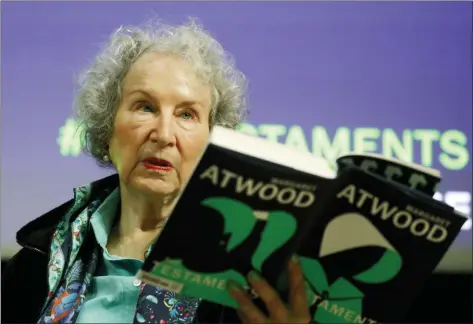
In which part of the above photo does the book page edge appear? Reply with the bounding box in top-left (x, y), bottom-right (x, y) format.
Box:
top-left (210, 126), bottom-right (336, 179)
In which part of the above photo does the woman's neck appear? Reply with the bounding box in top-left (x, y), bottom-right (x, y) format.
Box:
top-left (106, 184), bottom-right (177, 260)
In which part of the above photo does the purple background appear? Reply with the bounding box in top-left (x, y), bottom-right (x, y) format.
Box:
top-left (1, 2), bottom-right (471, 269)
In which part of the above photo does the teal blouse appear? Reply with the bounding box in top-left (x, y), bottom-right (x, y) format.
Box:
top-left (76, 188), bottom-right (143, 323)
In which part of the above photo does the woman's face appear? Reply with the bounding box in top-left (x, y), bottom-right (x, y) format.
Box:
top-left (109, 52), bottom-right (212, 197)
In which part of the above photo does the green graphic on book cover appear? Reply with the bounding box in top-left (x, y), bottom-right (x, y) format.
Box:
top-left (300, 213), bottom-right (403, 323)
top-left (151, 197), bottom-right (298, 307)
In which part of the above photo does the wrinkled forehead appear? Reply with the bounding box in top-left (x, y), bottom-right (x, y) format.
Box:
top-left (122, 51), bottom-right (213, 108)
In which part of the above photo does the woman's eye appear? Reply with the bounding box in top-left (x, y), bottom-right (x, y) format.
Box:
top-left (140, 105), bottom-right (154, 113)
top-left (180, 111), bottom-right (194, 120)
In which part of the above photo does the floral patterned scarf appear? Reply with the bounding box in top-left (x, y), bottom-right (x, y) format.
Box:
top-left (36, 178), bottom-right (201, 324)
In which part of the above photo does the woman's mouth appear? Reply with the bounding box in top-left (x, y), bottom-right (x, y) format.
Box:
top-left (142, 158), bottom-right (173, 172)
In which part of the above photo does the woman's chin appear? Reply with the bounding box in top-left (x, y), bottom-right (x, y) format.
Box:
top-left (134, 178), bottom-right (179, 197)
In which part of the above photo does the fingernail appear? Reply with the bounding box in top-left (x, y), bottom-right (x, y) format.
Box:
top-left (226, 280), bottom-right (242, 292)
top-left (248, 270), bottom-right (262, 281)
top-left (291, 254), bottom-right (299, 264)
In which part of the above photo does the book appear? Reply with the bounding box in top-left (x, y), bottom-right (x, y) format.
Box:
top-left (137, 126), bottom-right (467, 323)
top-left (137, 125), bottom-right (337, 308)
top-left (289, 153), bottom-right (465, 323)
top-left (336, 152), bottom-right (442, 197)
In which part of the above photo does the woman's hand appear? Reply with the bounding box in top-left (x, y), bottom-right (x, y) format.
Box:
top-left (227, 255), bottom-right (312, 323)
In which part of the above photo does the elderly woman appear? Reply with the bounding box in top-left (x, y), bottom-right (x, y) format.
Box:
top-left (2, 19), bottom-right (311, 324)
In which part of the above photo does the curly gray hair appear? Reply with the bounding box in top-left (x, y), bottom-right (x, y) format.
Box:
top-left (74, 18), bottom-right (248, 167)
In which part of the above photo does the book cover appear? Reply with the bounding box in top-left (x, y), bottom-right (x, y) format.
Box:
top-left (292, 161), bottom-right (466, 323)
top-left (137, 126), bottom-right (336, 308)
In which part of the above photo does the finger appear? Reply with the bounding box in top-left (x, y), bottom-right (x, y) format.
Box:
top-left (236, 309), bottom-right (252, 324)
top-left (288, 255), bottom-right (311, 319)
top-left (227, 280), bottom-right (268, 323)
top-left (247, 270), bottom-right (289, 321)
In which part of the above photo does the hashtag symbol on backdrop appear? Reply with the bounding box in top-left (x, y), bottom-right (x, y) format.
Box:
top-left (57, 118), bottom-right (84, 157)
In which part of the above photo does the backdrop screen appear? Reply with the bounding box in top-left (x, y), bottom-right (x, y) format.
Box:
top-left (2, 2), bottom-right (471, 271)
